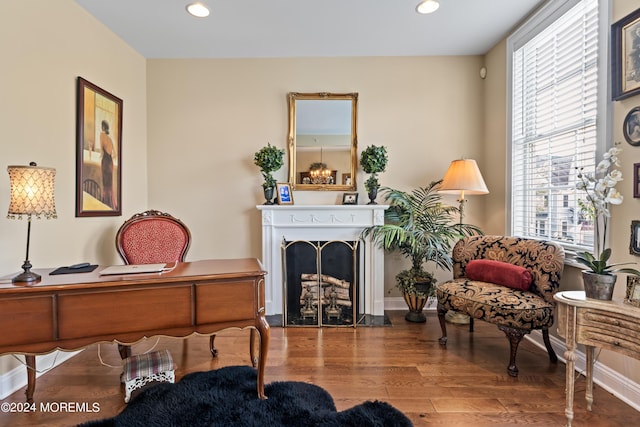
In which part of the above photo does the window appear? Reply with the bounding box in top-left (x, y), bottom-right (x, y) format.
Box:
top-left (507, 0), bottom-right (607, 257)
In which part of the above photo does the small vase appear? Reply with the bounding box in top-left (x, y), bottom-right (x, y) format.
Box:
top-left (263, 186), bottom-right (275, 205)
top-left (367, 186), bottom-right (378, 205)
top-left (582, 271), bottom-right (617, 300)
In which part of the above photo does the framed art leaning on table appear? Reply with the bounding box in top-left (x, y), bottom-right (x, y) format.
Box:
top-left (76, 77), bottom-right (123, 217)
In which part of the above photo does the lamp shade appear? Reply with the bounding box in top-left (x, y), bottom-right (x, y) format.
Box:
top-left (439, 159), bottom-right (489, 196)
top-left (7, 163), bottom-right (57, 219)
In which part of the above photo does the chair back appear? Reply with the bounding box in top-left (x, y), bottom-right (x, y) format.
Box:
top-left (115, 210), bottom-right (191, 265)
top-left (451, 235), bottom-right (564, 304)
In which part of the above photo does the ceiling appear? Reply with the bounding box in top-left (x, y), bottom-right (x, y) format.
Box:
top-left (75, 0), bottom-right (545, 59)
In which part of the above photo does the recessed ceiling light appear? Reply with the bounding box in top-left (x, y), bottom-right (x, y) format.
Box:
top-left (416, 0), bottom-right (440, 14)
top-left (186, 2), bottom-right (210, 18)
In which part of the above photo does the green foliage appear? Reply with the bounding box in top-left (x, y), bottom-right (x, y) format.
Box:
top-left (361, 180), bottom-right (482, 295)
top-left (575, 249), bottom-right (640, 276)
top-left (396, 268), bottom-right (436, 296)
top-left (360, 145), bottom-right (388, 174)
top-left (360, 145), bottom-right (388, 192)
top-left (254, 143), bottom-right (285, 188)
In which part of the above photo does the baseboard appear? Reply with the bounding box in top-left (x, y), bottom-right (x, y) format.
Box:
top-left (0, 350), bottom-right (82, 400)
top-left (384, 296), bottom-right (437, 311)
top-left (526, 330), bottom-right (640, 412)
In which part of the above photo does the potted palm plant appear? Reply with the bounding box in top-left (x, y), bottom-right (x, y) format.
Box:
top-left (361, 180), bottom-right (481, 322)
top-left (360, 145), bottom-right (388, 204)
top-left (254, 143), bottom-right (285, 204)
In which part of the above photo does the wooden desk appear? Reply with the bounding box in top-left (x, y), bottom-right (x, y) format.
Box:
top-left (0, 259), bottom-right (269, 402)
top-left (554, 291), bottom-right (640, 427)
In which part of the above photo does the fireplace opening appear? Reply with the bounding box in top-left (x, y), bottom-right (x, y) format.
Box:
top-left (282, 239), bottom-right (361, 327)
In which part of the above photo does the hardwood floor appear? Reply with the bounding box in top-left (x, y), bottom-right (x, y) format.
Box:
top-left (1, 310), bottom-right (637, 426)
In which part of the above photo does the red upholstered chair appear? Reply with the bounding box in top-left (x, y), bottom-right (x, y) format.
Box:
top-left (115, 210), bottom-right (217, 358)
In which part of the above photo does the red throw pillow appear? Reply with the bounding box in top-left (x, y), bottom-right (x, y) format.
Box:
top-left (465, 259), bottom-right (532, 291)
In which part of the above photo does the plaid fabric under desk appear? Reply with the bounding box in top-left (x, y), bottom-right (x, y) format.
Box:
top-left (122, 349), bottom-right (175, 382)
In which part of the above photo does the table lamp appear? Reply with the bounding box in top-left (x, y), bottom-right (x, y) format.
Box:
top-left (7, 162), bottom-right (57, 283)
top-left (439, 159), bottom-right (489, 224)
top-left (439, 158), bottom-right (488, 324)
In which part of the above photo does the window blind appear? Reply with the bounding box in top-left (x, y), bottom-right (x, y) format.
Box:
top-left (510, 0), bottom-right (599, 253)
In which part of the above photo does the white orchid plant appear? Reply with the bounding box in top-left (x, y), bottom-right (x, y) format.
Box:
top-left (575, 143), bottom-right (640, 275)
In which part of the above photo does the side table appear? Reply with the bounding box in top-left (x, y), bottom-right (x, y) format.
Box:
top-left (554, 290), bottom-right (640, 427)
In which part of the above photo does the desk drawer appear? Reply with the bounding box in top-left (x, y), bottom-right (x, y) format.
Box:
top-left (57, 285), bottom-right (192, 339)
top-left (196, 280), bottom-right (256, 324)
top-left (0, 296), bottom-right (54, 346)
top-left (578, 309), bottom-right (640, 360)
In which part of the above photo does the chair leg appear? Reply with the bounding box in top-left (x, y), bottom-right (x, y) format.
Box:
top-left (497, 325), bottom-right (528, 377)
top-left (437, 304), bottom-right (448, 345)
top-left (542, 329), bottom-right (558, 363)
top-left (209, 335), bottom-right (217, 357)
top-left (118, 344), bottom-right (132, 359)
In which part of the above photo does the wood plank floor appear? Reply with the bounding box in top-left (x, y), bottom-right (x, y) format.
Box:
top-left (1, 311), bottom-right (637, 426)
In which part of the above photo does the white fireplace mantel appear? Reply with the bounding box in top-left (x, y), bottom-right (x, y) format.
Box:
top-left (256, 204), bottom-right (388, 317)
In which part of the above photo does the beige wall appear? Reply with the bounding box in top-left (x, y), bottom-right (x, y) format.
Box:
top-left (0, 0), bottom-right (147, 373)
top-left (146, 56), bottom-right (486, 290)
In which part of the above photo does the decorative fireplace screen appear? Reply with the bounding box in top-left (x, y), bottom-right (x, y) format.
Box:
top-left (282, 239), bottom-right (361, 327)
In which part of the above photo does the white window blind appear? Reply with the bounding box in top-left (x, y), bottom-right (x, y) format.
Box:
top-left (509, 0), bottom-right (601, 254)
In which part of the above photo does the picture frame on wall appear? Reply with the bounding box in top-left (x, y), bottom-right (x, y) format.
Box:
top-left (624, 106), bottom-right (640, 146)
top-left (611, 8), bottom-right (640, 101)
top-left (276, 183), bottom-right (294, 205)
top-left (634, 163), bottom-right (640, 198)
top-left (625, 276), bottom-right (640, 308)
top-left (630, 220), bottom-right (640, 256)
top-left (76, 77), bottom-right (123, 217)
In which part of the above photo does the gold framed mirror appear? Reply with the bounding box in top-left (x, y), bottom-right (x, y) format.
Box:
top-left (288, 92), bottom-right (358, 191)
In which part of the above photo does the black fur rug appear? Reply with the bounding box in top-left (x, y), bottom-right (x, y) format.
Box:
top-left (79, 365), bottom-right (413, 427)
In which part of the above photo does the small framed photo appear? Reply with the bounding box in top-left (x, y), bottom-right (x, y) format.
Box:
top-left (276, 183), bottom-right (294, 205)
top-left (342, 173), bottom-right (351, 185)
top-left (342, 192), bottom-right (358, 205)
top-left (611, 8), bottom-right (640, 101)
top-left (624, 107), bottom-right (640, 146)
top-left (625, 276), bottom-right (640, 307)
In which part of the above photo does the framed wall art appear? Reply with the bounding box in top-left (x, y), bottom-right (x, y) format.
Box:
top-left (276, 183), bottom-right (294, 205)
top-left (631, 220), bottom-right (640, 255)
top-left (611, 8), bottom-right (640, 101)
top-left (76, 77), bottom-right (123, 217)
top-left (625, 276), bottom-right (640, 307)
top-left (634, 163), bottom-right (640, 198)
top-left (624, 106), bottom-right (640, 146)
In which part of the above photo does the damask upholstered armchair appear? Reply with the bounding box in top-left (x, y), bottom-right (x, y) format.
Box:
top-left (436, 235), bottom-right (565, 377)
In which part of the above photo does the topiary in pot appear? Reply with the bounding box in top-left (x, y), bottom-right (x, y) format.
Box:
top-left (359, 145), bottom-right (388, 204)
top-left (254, 143), bottom-right (285, 204)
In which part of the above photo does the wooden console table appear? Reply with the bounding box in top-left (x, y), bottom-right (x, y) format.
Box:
top-left (0, 258), bottom-right (269, 402)
top-left (554, 290), bottom-right (640, 427)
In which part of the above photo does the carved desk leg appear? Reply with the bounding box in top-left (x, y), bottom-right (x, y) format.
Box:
top-left (25, 355), bottom-right (36, 403)
top-left (563, 305), bottom-right (577, 427)
top-left (585, 345), bottom-right (595, 411)
top-left (255, 313), bottom-right (270, 400)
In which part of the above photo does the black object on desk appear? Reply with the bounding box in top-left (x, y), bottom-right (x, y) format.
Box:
top-left (49, 264), bottom-right (98, 275)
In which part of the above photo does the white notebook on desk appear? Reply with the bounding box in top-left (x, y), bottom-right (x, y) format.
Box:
top-left (99, 263), bottom-right (167, 276)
